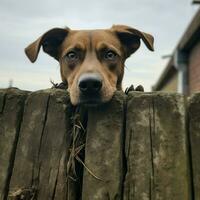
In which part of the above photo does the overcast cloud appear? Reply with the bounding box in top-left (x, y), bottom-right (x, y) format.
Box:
top-left (0, 0), bottom-right (198, 91)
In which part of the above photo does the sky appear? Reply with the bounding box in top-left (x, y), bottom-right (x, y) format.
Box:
top-left (0, 0), bottom-right (199, 91)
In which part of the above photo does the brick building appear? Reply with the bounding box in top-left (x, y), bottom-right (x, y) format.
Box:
top-left (153, 6), bottom-right (200, 95)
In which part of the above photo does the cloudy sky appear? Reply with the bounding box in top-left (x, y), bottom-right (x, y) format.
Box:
top-left (0, 0), bottom-right (199, 91)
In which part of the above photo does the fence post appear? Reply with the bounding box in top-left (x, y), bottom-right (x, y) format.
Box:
top-left (123, 92), bottom-right (191, 200)
top-left (188, 93), bottom-right (200, 199)
top-left (7, 89), bottom-right (73, 200)
top-left (0, 89), bottom-right (28, 200)
top-left (82, 91), bottom-right (126, 200)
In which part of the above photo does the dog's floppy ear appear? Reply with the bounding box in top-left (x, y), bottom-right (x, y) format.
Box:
top-left (25, 28), bottom-right (69, 62)
top-left (112, 25), bottom-right (154, 58)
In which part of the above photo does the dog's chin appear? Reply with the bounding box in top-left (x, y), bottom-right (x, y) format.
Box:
top-left (80, 100), bottom-right (102, 107)
top-left (70, 92), bottom-right (114, 107)
top-left (78, 96), bottom-right (103, 107)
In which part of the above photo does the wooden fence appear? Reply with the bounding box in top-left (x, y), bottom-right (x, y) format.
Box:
top-left (0, 88), bottom-right (200, 200)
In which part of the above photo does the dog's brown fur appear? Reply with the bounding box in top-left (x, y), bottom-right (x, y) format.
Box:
top-left (25, 25), bottom-right (154, 105)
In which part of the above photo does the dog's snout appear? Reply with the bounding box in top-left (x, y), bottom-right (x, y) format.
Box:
top-left (78, 73), bottom-right (102, 93)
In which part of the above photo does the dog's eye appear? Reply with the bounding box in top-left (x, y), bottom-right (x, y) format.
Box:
top-left (104, 50), bottom-right (117, 61)
top-left (65, 51), bottom-right (79, 61)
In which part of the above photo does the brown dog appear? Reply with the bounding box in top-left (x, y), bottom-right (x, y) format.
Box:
top-left (25, 25), bottom-right (154, 106)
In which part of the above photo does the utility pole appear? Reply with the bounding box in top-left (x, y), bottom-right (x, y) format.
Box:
top-left (8, 79), bottom-right (13, 88)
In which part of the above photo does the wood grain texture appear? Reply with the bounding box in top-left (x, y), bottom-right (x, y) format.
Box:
top-left (8, 89), bottom-right (72, 200)
top-left (0, 89), bottom-right (28, 200)
top-left (123, 92), bottom-right (190, 200)
top-left (188, 93), bottom-right (200, 200)
top-left (82, 91), bottom-right (126, 200)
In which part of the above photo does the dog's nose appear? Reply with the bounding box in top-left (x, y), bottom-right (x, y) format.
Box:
top-left (78, 73), bottom-right (102, 93)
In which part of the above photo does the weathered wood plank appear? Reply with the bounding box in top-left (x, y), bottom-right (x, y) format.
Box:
top-left (82, 91), bottom-right (125, 200)
top-left (36, 90), bottom-right (72, 200)
top-left (152, 93), bottom-right (190, 200)
top-left (123, 92), bottom-right (153, 200)
top-left (188, 93), bottom-right (200, 200)
top-left (124, 92), bottom-right (191, 200)
top-left (0, 90), bottom-right (6, 113)
top-left (0, 89), bottom-right (28, 200)
top-left (8, 89), bottom-right (72, 200)
top-left (8, 90), bottom-right (50, 193)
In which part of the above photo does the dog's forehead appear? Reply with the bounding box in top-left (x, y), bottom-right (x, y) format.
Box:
top-left (62, 29), bottom-right (121, 48)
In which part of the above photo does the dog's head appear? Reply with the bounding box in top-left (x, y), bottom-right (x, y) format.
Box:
top-left (25, 25), bottom-right (154, 106)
